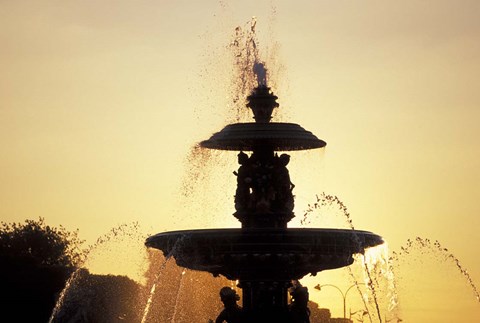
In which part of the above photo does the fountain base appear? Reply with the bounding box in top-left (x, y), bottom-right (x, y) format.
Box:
top-left (146, 228), bottom-right (382, 322)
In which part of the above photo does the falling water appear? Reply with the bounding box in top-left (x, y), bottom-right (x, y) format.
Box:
top-left (359, 254), bottom-right (386, 323)
top-left (179, 146), bottom-right (236, 230)
top-left (139, 241), bottom-right (229, 322)
top-left (346, 265), bottom-right (374, 323)
top-left (301, 193), bottom-right (389, 321)
top-left (141, 238), bottom-right (183, 323)
top-left (142, 281), bottom-right (158, 323)
top-left (171, 269), bottom-right (187, 323)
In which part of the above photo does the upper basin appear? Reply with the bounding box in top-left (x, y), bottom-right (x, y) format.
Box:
top-left (200, 123), bottom-right (326, 151)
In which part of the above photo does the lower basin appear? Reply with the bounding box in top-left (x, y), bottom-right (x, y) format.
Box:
top-left (146, 228), bottom-right (383, 281)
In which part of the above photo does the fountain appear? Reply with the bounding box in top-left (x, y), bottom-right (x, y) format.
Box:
top-left (145, 65), bottom-right (383, 322)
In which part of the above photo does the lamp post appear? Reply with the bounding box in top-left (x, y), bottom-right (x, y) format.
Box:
top-left (314, 283), bottom-right (366, 319)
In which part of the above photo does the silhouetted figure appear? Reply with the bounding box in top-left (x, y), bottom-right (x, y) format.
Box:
top-left (234, 150), bottom-right (295, 218)
top-left (215, 287), bottom-right (243, 323)
top-left (234, 152), bottom-right (252, 212)
top-left (273, 153), bottom-right (294, 212)
top-left (289, 282), bottom-right (310, 323)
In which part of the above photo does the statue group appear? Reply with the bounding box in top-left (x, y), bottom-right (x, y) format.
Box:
top-left (234, 151), bottom-right (294, 215)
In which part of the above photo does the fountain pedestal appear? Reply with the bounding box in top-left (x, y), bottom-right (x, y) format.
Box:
top-left (241, 281), bottom-right (290, 322)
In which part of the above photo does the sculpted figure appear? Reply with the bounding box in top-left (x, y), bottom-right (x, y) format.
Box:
top-left (274, 153), bottom-right (294, 212)
top-left (234, 152), bottom-right (252, 212)
top-left (215, 287), bottom-right (243, 323)
top-left (289, 282), bottom-right (311, 323)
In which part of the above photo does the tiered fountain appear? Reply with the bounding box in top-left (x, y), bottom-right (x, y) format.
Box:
top-left (146, 71), bottom-right (383, 322)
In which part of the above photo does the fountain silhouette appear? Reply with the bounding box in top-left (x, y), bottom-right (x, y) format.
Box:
top-left (145, 64), bottom-right (383, 322)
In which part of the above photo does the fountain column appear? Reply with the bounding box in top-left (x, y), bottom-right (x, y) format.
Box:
top-left (228, 86), bottom-right (300, 322)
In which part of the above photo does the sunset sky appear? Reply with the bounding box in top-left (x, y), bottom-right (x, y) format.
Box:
top-left (1, 1), bottom-right (479, 321)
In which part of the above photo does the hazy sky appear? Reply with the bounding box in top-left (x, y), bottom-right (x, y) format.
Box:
top-left (1, 1), bottom-right (479, 321)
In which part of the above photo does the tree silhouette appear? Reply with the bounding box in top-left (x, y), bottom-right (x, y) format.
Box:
top-left (0, 218), bottom-right (84, 322)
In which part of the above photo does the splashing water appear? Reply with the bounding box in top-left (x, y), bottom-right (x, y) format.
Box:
top-left (301, 193), bottom-right (479, 321)
top-left (139, 232), bottom-right (229, 323)
top-left (49, 223), bottom-right (147, 322)
top-left (180, 19), bottom-right (282, 231)
top-left (351, 233), bottom-right (386, 322)
top-left (345, 265), bottom-right (375, 323)
top-left (392, 237), bottom-right (480, 302)
top-left (301, 193), bottom-right (355, 229)
top-left (301, 193), bottom-right (390, 321)
top-left (364, 245), bottom-right (399, 314)
top-left (179, 146), bottom-right (237, 230)
top-left (141, 238), bottom-right (184, 323)
top-left (194, 16), bottom-right (282, 129)
top-left (48, 268), bottom-right (82, 323)
top-left (139, 231), bottom-right (231, 323)
top-left (355, 246), bottom-right (397, 323)
top-left (229, 17), bottom-right (264, 122)
top-left (142, 281), bottom-right (158, 323)
top-left (171, 269), bottom-right (188, 323)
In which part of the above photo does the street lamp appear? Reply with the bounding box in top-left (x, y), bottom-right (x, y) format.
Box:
top-left (314, 283), bottom-right (367, 319)
top-left (350, 309), bottom-right (369, 322)
top-left (385, 316), bottom-right (402, 322)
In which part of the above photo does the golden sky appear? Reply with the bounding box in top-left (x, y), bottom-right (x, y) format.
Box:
top-left (1, 1), bottom-right (479, 321)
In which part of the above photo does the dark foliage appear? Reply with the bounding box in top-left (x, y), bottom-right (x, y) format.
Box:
top-left (0, 218), bottom-right (84, 322)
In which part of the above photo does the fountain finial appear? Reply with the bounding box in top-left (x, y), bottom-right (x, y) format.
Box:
top-left (246, 85), bottom-right (279, 123)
